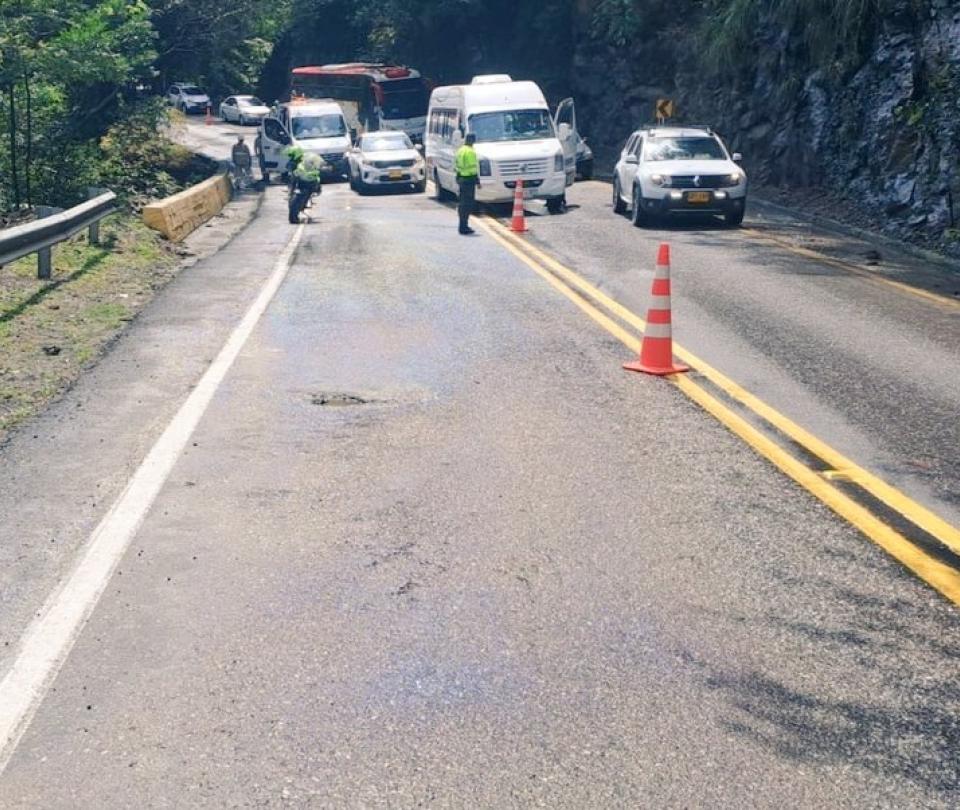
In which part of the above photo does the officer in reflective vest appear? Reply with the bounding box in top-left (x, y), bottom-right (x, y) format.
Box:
top-left (455, 133), bottom-right (480, 235)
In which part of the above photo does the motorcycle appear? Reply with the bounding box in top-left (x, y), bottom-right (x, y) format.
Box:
top-left (288, 178), bottom-right (320, 224)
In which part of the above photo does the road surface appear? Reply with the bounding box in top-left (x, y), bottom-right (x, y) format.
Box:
top-left (0, 118), bottom-right (958, 807)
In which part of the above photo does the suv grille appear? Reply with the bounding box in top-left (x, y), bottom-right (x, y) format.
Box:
top-left (667, 175), bottom-right (729, 189)
top-left (373, 159), bottom-right (415, 169)
top-left (498, 158), bottom-right (550, 178)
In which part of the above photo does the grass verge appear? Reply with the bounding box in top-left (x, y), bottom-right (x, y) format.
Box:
top-left (0, 214), bottom-right (180, 440)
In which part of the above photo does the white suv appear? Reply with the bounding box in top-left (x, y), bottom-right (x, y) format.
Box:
top-left (612, 125), bottom-right (747, 227)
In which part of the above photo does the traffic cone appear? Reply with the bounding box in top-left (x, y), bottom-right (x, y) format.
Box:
top-left (510, 179), bottom-right (528, 233)
top-left (623, 243), bottom-right (690, 376)
top-left (205, 105), bottom-right (213, 125)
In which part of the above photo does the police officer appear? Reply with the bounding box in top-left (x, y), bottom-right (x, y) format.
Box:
top-left (455, 133), bottom-right (480, 235)
top-left (289, 152), bottom-right (323, 224)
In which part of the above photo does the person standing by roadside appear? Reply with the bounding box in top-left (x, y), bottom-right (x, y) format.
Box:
top-left (231, 136), bottom-right (253, 190)
top-left (455, 133), bottom-right (480, 235)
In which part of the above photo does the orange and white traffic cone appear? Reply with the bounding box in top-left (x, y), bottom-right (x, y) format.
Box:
top-left (205, 105), bottom-right (213, 126)
top-left (623, 243), bottom-right (690, 376)
top-left (510, 179), bottom-right (528, 233)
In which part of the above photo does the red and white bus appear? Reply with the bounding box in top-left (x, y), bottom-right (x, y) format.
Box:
top-left (291, 63), bottom-right (432, 141)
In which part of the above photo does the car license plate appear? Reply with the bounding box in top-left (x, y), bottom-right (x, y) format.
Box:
top-left (687, 191), bottom-right (711, 204)
top-left (389, 169), bottom-right (403, 180)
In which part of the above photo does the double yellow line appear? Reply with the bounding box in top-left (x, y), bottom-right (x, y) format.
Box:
top-left (477, 214), bottom-right (960, 605)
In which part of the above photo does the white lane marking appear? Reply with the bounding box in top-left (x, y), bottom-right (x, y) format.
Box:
top-left (0, 224), bottom-right (305, 773)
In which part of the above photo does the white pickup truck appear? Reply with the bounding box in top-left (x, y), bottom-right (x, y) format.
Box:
top-left (255, 99), bottom-right (353, 182)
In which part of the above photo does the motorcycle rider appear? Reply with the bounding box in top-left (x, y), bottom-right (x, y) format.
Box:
top-left (289, 152), bottom-right (323, 224)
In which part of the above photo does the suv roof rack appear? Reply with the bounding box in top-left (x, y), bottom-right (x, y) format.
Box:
top-left (643, 123), bottom-right (714, 134)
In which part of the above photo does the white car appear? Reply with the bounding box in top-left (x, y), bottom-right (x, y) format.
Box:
top-left (167, 83), bottom-right (211, 115)
top-left (347, 131), bottom-right (426, 194)
top-left (219, 95), bottom-right (271, 126)
top-left (612, 125), bottom-right (747, 227)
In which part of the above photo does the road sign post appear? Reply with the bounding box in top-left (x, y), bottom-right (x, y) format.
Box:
top-left (656, 98), bottom-right (676, 124)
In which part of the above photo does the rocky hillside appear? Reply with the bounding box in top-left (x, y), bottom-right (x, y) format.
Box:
top-left (262, 0), bottom-right (960, 256)
top-left (572, 0), bottom-right (960, 255)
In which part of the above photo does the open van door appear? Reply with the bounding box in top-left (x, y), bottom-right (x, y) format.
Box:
top-left (257, 116), bottom-right (292, 181)
top-left (554, 98), bottom-right (578, 187)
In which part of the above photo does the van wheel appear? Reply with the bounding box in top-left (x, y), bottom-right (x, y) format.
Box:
top-left (546, 196), bottom-right (566, 215)
top-left (613, 178), bottom-right (626, 215)
top-left (434, 170), bottom-right (452, 201)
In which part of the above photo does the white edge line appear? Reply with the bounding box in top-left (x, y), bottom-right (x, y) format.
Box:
top-left (0, 224), bottom-right (305, 773)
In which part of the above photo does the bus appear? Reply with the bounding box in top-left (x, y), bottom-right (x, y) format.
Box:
top-left (290, 63), bottom-right (432, 141)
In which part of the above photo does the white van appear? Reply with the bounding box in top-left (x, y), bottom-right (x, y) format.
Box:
top-left (425, 76), bottom-right (577, 213)
top-left (255, 99), bottom-right (352, 181)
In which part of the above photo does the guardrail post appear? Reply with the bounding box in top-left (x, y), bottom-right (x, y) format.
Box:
top-left (35, 206), bottom-right (64, 280)
top-left (86, 188), bottom-right (108, 245)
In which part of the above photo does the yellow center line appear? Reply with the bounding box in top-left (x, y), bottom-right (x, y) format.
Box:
top-left (741, 228), bottom-right (960, 311)
top-left (476, 215), bottom-right (960, 605)
top-left (482, 215), bottom-right (960, 560)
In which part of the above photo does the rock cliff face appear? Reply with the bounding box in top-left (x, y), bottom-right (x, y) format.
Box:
top-left (571, 1), bottom-right (960, 255)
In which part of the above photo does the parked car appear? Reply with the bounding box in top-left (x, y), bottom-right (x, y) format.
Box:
top-left (612, 124), bottom-right (747, 227)
top-left (347, 131), bottom-right (426, 194)
top-left (167, 83), bottom-right (211, 115)
top-left (219, 95), bottom-right (271, 126)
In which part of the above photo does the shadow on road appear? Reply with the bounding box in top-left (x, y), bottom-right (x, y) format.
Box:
top-left (693, 562), bottom-right (960, 798)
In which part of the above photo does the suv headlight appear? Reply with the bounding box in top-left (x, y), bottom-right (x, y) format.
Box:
top-left (650, 174), bottom-right (668, 186)
top-left (554, 153), bottom-right (564, 173)
top-left (479, 158), bottom-right (492, 176)
top-left (727, 171), bottom-right (744, 186)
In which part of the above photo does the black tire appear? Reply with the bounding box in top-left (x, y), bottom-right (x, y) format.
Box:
top-left (578, 161), bottom-right (594, 181)
top-left (434, 170), bottom-right (454, 201)
top-left (725, 207), bottom-right (745, 227)
top-left (613, 178), bottom-right (626, 215)
top-left (631, 185), bottom-right (646, 227)
top-left (546, 196), bottom-right (565, 215)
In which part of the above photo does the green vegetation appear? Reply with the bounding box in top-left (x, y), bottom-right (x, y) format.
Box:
top-left (0, 215), bottom-right (177, 436)
top-left (698, 0), bottom-right (902, 75)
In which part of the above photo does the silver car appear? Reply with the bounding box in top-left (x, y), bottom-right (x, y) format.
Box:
top-left (219, 95), bottom-right (271, 126)
top-left (167, 83), bottom-right (211, 115)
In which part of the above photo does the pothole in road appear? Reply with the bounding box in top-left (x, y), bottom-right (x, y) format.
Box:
top-left (311, 392), bottom-right (372, 407)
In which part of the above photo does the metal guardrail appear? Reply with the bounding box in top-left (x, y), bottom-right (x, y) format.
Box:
top-left (0, 189), bottom-right (117, 279)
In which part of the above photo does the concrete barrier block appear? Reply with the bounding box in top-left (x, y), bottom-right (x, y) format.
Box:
top-left (142, 174), bottom-right (233, 242)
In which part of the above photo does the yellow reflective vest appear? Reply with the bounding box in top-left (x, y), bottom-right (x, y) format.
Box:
top-left (455, 144), bottom-right (479, 179)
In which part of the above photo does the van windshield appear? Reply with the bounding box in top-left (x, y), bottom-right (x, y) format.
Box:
top-left (291, 114), bottom-right (346, 139)
top-left (469, 109), bottom-right (555, 143)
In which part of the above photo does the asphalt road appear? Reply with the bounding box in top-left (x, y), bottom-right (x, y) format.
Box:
top-left (0, 120), bottom-right (958, 807)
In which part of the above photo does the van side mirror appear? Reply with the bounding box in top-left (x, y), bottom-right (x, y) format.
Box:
top-left (624, 154), bottom-right (638, 165)
top-left (732, 152), bottom-right (743, 162)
